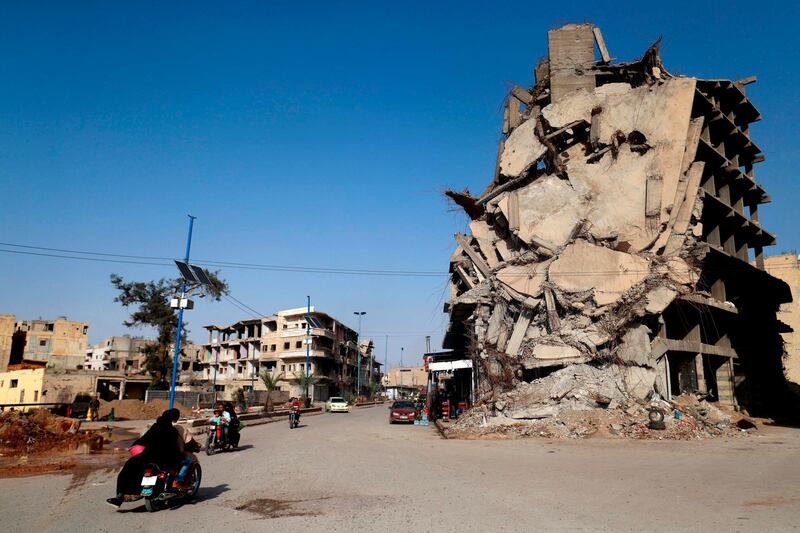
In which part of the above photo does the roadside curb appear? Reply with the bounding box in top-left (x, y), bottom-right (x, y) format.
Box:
top-left (433, 419), bottom-right (449, 439)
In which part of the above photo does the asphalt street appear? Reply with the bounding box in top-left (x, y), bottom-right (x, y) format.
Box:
top-left (2, 405), bottom-right (800, 532)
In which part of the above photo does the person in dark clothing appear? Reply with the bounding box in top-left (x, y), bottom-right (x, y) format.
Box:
top-left (106, 408), bottom-right (183, 508)
top-left (223, 402), bottom-right (240, 448)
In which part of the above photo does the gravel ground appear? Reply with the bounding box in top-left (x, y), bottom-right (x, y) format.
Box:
top-left (1, 405), bottom-right (799, 532)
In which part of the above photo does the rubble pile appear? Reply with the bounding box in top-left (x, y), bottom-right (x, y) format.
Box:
top-left (0, 409), bottom-right (96, 454)
top-left (443, 23), bottom-right (761, 438)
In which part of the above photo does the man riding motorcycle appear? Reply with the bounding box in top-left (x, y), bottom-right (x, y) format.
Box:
top-left (289, 397), bottom-right (302, 428)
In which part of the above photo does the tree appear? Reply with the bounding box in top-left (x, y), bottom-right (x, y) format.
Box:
top-left (259, 370), bottom-right (284, 412)
top-left (111, 271), bottom-right (227, 388)
top-left (289, 371), bottom-right (318, 403)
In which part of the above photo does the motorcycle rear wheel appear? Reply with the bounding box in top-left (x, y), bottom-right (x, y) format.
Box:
top-left (144, 497), bottom-right (164, 513)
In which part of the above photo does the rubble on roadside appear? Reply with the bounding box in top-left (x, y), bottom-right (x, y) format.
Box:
top-left (0, 409), bottom-right (101, 455)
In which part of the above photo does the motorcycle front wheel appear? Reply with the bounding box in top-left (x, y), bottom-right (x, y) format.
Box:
top-left (205, 435), bottom-right (215, 456)
top-left (187, 463), bottom-right (202, 500)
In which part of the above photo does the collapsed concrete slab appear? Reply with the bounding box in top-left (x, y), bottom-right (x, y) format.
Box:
top-left (442, 23), bottom-right (794, 436)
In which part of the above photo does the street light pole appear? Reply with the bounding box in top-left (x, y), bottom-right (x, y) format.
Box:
top-left (353, 311), bottom-right (366, 397)
top-left (384, 335), bottom-right (388, 395)
top-left (169, 215), bottom-right (196, 409)
top-left (306, 296), bottom-right (311, 403)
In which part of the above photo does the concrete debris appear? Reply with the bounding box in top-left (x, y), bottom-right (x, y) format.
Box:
top-left (443, 22), bottom-right (794, 438)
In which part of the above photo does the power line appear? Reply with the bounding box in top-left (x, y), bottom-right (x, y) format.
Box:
top-left (0, 242), bottom-right (796, 278)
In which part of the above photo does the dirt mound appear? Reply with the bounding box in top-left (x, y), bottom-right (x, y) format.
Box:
top-left (0, 409), bottom-right (98, 454)
top-left (98, 399), bottom-right (193, 421)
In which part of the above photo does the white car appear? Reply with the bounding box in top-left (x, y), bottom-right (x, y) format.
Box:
top-left (325, 397), bottom-right (350, 413)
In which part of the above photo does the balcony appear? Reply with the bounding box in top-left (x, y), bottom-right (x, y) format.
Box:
top-left (279, 327), bottom-right (335, 340)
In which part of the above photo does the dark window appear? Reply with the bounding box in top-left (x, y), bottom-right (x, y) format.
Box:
top-left (271, 344), bottom-right (276, 352)
top-left (283, 342), bottom-right (290, 350)
top-left (39, 340), bottom-right (47, 347)
top-left (295, 341), bottom-right (302, 349)
top-left (10, 379), bottom-right (18, 388)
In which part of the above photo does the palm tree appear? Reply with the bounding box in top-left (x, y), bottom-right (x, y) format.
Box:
top-left (289, 371), bottom-right (318, 405)
top-left (259, 370), bottom-right (283, 412)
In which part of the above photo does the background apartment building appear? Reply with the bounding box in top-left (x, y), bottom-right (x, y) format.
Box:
top-left (85, 335), bottom-right (151, 372)
top-left (0, 315), bottom-right (88, 371)
top-left (202, 307), bottom-right (380, 401)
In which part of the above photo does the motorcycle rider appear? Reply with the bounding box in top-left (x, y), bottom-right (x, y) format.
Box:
top-left (172, 423), bottom-right (200, 490)
top-left (223, 402), bottom-right (240, 448)
top-left (209, 404), bottom-right (230, 445)
top-left (290, 397), bottom-right (302, 426)
top-left (106, 408), bottom-right (183, 509)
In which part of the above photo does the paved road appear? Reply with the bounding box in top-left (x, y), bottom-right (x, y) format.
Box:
top-left (2, 405), bottom-right (800, 532)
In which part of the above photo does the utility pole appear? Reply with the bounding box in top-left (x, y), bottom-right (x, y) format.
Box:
top-left (211, 344), bottom-right (219, 405)
top-left (400, 346), bottom-right (404, 398)
top-left (169, 215), bottom-right (196, 409)
top-left (353, 311), bottom-right (366, 397)
top-left (306, 296), bottom-right (311, 403)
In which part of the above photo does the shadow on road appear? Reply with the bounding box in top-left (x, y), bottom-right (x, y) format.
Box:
top-left (117, 484), bottom-right (230, 513)
top-left (197, 483), bottom-right (230, 501)
top-left (232, 444), bottom-right (254, 451)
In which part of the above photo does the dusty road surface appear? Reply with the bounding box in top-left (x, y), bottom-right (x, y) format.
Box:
top-left (2, 406), bottom-right (799, 532)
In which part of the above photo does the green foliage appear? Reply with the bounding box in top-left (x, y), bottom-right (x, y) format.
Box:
top-left (289, 371), bottom-right (318, 399)
top-left (110, 270), bottom-right (228, 386)
top-left (233, 387), bottom-right (246, 406)
top-left (366, 381), bottom-right (379, 400)
top-left (142, 342), bottom-right (171, 388)
top-left (260, 370), bottom-right (284, 412)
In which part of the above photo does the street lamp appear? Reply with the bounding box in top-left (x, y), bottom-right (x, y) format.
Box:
top-left (353, 311), bottom-right (366, 397)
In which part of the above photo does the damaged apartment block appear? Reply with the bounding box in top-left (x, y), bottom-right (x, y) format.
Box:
top-left (443, 23), bottom-right (793, 427)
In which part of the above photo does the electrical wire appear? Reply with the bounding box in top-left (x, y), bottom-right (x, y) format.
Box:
top-left (0, 241), bottom-right (796, 279)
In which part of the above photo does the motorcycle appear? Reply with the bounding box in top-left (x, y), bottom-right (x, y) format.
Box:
top-left (140, 461), bottom-right (202, 512)
top-left (205, 423), bottom-right (232, 455)
top-left (289, 408), bottom-right (300, 429)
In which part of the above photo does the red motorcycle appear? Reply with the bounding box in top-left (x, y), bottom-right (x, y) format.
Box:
top-left (205, 423), bottom-right (231, 455)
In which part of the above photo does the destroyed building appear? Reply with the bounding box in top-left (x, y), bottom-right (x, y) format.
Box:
top-left (443, 23), bottom-right (793, 425)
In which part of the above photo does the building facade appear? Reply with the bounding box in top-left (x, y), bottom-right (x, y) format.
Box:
top-left (760, 253), bottom-right (800, 386)
top-left (201, 307), bottom-right (378, 401)
top-left (0, 315), bottom-right (89, 371)
top-left (442, 23), bottom-right (793, 417)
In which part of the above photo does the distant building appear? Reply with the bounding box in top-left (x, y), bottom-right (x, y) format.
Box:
top-left (202, 307), bottom-right (375, 401)
top-left (85, 335), bottom-right (151, 372)
top-left (759, 253), bottom-right (800, 386)
top-left (0, 315), bottom-right (89, 371)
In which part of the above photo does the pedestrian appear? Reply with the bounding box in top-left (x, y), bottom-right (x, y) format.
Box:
top-left (89, 394), bottom-right (100, 421)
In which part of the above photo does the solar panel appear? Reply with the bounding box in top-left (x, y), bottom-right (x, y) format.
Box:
top-left (174, 260), bottom-right (199, 284)
top-left (191, 265), bottom-right (213, 287)
top-left (306, 316), bottom-right (323, 329)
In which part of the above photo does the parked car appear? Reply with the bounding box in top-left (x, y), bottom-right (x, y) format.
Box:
top-left (388, 400), bottom-right (416, 424)
top-left (325, 397), bottom-right (350, 413)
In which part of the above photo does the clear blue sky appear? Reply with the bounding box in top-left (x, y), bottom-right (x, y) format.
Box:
top-left (1, 1), bottom-right (797, 368)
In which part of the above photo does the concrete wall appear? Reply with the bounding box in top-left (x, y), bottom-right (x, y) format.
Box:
top-left (0, 315), bottom-right (15, 372)
top-left (42, 371), bottom-right (95, 404)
